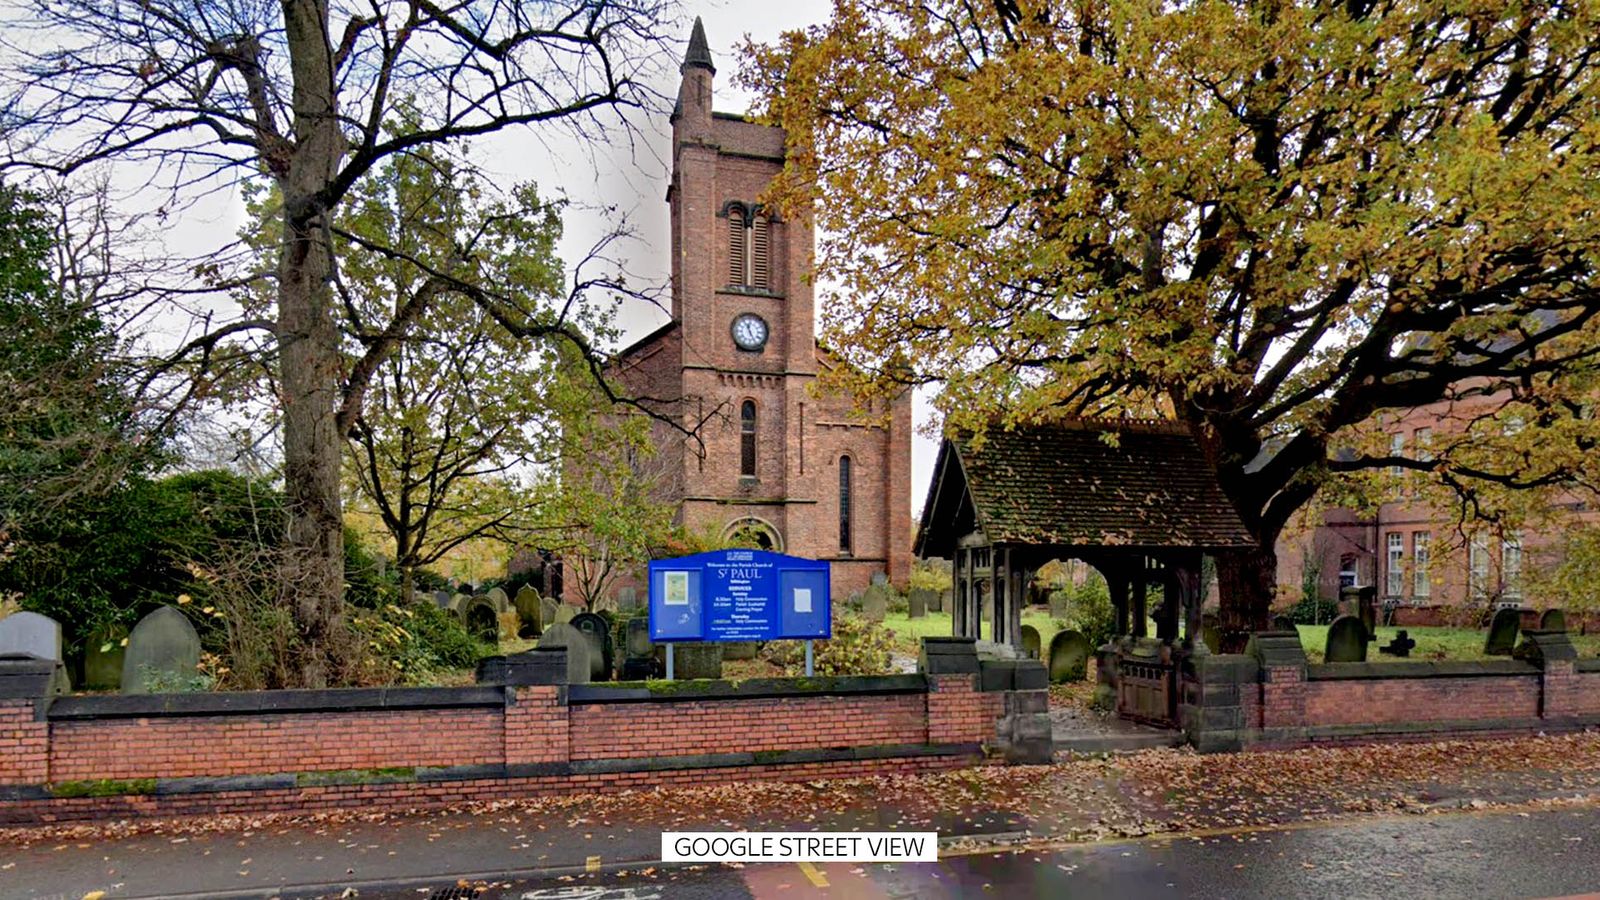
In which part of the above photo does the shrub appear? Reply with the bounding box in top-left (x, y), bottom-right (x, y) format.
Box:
top-left (1284, 593), bottom-right (1339, 625)
top-left (764, 611), bottom-right (896, 677)
top-left (1065, 575), bottom-right (1115, 648)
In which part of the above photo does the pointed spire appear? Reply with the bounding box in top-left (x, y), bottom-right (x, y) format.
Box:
top-left (682, 16), bottom-right (715, 75)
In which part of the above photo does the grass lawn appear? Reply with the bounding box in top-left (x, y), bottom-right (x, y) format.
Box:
top-left (880, 608), bottom-right (1073, 657)
top-left (1295, 623), bottom-right (1600, 663)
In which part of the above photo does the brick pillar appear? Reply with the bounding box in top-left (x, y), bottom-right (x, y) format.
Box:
top-left (495, 648), bottom-right (572, 771)
top-left (921, 637), bottom-right (984, 746)
top-left (0, 655), bottom-right (55, 786)
top-left (1519, 630), bottom-right (1579, 724)
top-left (1247, 631), bottom-right (1309, 741)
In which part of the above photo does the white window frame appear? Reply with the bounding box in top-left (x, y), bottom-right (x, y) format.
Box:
top-left (1502, 533), bottom-right (1523, 604)
top-left (1385, 532), bottom-right (1404, 598)
top-left (1469, 535), bottom-right (1491, 600)
top-left (1412, 532), bottom-right (1431, 600)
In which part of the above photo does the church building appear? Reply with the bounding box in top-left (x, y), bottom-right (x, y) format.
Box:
top-left (608, 19), bottom-right (913, 596)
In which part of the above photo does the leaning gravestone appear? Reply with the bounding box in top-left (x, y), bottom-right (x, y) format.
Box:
top-left (569, 612), bottom-right (613, 681)
top-left (485, 587), bottom-right (510, 611)
top-left (1541, 609), bottom-right (1568, 632)
top-left (535, 623), bottom-right (592, 684)
top-left (1020, 624), bottom-right (1042, 660)
top-left (540, 597), bottom-right (560, 628)
top-left (1047, 629), bottom-right (1093, 682)
top-left (553, 604), bottom-right (578, 626)
top-left (460, 596), bottom-right (501, 643)
top-left (514, 586), bottom-right (543, 638)
top-left (673, 642), bottom-right (722, 679)
top-left (122, 606), bottom-right (202, 694)
top-left (0, 611), bottom-right (63, 662)
top-left (909, 588), bottom-right (933, 619)
top-left (861, 586), bottom-right (889, 622)
top-left (1485, 608), bottom-right (1521, 656)
top-left (1324, 614), bottom-right (1369, 663)
top-left (83, 624), bottom-right (128, 691)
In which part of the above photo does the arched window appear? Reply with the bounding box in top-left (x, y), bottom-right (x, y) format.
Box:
top-left (740, 400), bottom-right (757, 478)
top-left (838, 455), bottom-right (853, 553)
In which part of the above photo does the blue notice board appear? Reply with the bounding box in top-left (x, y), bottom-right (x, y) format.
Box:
top-left (648, 550), bottom-right (831, 642)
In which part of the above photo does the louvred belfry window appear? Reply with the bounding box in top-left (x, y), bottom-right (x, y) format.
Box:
top-left (750, 214), bottom-right (770, 289)
top-left (740, 400), bottom-right (757, 478)
top-left (728, 206), bottom-right (747, 285)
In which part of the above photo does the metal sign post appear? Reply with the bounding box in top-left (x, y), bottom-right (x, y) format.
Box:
top-left (666, 644), bottom-right (675, 681)
top-left (805, 640), bottom-right (814, 677)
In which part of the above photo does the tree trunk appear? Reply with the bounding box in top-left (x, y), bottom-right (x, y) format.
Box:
top-left (278, 0), bottom-right (348, 688)
top-left (1214, 544), bottom-right (1277, 653)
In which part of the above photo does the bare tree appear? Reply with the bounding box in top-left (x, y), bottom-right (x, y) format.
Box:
top-left (0, 0), bottom-right (675, 685)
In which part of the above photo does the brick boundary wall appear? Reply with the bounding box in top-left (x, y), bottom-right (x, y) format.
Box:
top-left (1182, 629), bottom-right (1600, 751)
top-left (0, 638), bottom-right (1039, 827)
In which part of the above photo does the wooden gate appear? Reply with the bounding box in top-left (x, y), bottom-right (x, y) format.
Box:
top-left (1117, 658), bottom-right (1176, 727)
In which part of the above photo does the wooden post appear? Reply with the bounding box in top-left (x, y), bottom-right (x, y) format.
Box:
top-left (1109, 568), bottom-right (1130, 637)
top-left (1132, 559), bottom-right (1149, 638)
top-left (952, 548), bottom-right (968, 638)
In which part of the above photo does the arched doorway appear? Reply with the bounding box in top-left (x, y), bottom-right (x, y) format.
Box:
top-left (723, 516), bottom-right (783, 552)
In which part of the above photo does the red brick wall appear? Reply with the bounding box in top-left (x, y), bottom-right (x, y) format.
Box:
top-left (568, 693), bottom-right (928, 761)
top-left (1300, 675), bottom-right (1540, 727)
top-left (0, 701), bottom-right (48, 785)
top-left (49, 707), bottom-right (503, 783)
top-left (926, 674), bottom-right (1002, 745)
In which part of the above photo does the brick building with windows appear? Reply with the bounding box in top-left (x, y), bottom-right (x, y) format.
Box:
top-left (600, 20), bottom-right (913, 598)
top-left (1275, 392), bottom-right (1598, 621)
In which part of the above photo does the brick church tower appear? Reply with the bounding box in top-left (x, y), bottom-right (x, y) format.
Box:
top-left (609, 18), bottom-right (913, 596)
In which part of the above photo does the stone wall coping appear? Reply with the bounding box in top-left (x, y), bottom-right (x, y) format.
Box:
top-left (566, 674), bottom-right (928, 705)
top-left (1306, 660), bottom-right (1539, 681)
top-left (1576, 659), bottom-right (1600, 673)
top-left (46, 685), bottom-right (509, 721)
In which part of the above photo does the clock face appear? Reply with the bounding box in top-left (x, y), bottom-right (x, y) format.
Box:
top-left (731, 313), bottom-right (769, 351)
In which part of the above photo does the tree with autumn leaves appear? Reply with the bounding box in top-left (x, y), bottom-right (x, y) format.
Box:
top-left (746, 0), bottom-right (1600, 645)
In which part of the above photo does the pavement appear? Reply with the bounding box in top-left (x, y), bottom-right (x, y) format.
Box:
top-left (10, 733), bottom-right (1600, 899)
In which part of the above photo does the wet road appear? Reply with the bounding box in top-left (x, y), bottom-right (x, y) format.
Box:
top-left (338, 805), bottom-right (1600, 900)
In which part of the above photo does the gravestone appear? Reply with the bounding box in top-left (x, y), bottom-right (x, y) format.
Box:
top-left (981, 592), bottom-right (994, 626)
top-left (1323, 615), bottom-right (1369, 663)
top-left (0, 611), bottom-right (70, 694)
top-left (486, 587), bottom-right (510, 611)
top-left (553, 604), bottom-right (578, 626)
top-left (1201, 613), bottom-right (1223, 654)
top-left (909, 588), bottom-right (933, 619)
top-left (535, 623), bottom-right (591, 683)
top-left (871, 571), bottom-right (888, 587)
top-left (1485, 608), bottom-right (1520, 656)
top-left (673, 642), bottom-right (722, 679)
top-left (514, 586), bottom-right (543, 638)
top-left (617, 586), bottom-right (639, 611)
top-left (460, 597), bottom-right (501, 644)
top-left (1379, 629), bottom-right (1416, 657)
top-left (1271, 613), bottom-right (1296, 631)
top-left (1019, 624), bottom-right (1041, 660)
top-left (122, 607), bottom-right (202, 694)
top-left (448, 593), bottom-right (468, 612)
top-left (540, 597), bottom-right (560, 629)
top-left (568, 612), bottom-right (613, 680)
top-left (620, 618), bottom-right (658, 680)
top-left (1048, 590), bottom-right (1071, 621)
top-left (1541, 609), bottom-right (1568, 632)
top-left (1047, 629), bottom-right (1093, 682)
top-left (83, 624), bottom-right (127, 690)
top-left (432, 590), bottom-right (452, 609)
top-left (0, 611), bottom-right (63, 662)
top-left (1358, 592), bottom-right (1378, 641)
top-left (935, 589), bottom-right (950, 613)
top-left (861, 586), bottom-right (889, 622)
top-left (722, 641), bottom-right (758, 661)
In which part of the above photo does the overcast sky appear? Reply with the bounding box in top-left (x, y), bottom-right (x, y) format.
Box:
top-left (152, 1), bottom-right (939, 519)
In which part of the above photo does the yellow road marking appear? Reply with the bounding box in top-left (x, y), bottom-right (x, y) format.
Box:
top-left (586, 854), bottom-right (602, 872)
top-left (798, 861), bottom-right (830, 888)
